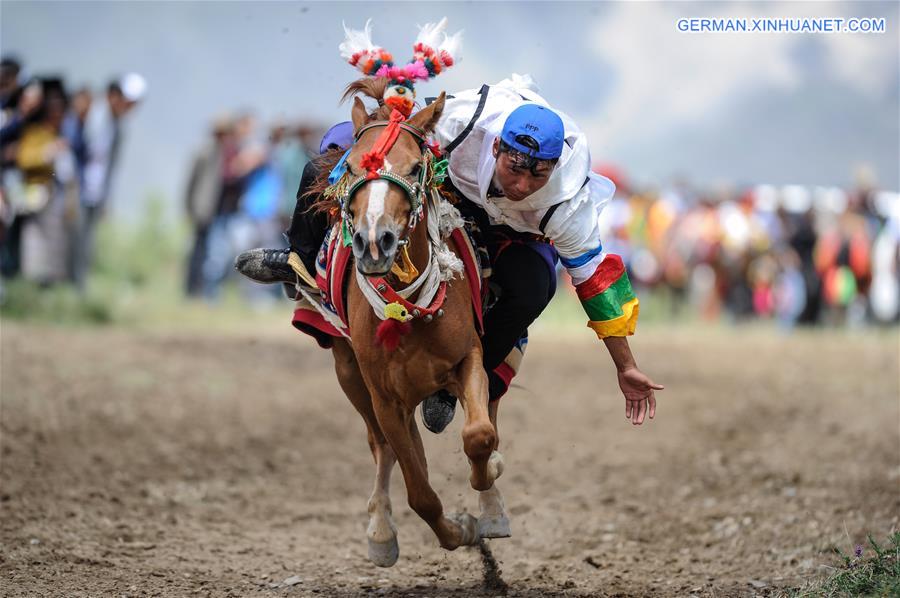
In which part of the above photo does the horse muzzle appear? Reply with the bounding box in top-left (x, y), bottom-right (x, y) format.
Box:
top-left (352, 224), bottom-right (401, 277)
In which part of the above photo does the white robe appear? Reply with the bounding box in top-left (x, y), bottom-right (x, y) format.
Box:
top-left (433, 75), bottom-right (615, 285)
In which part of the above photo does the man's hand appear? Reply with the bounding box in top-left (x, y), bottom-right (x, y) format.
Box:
top-left (617, 366), bottom-right (664, 426)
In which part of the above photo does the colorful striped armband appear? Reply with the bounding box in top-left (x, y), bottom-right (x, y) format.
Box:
top-left (574, 254), bottom-right (640, 339)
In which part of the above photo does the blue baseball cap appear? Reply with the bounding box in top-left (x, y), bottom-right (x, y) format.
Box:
top-left (319, 121), bottom-right (355, 154)
top-left (500, 104), bottom-right (564, 160)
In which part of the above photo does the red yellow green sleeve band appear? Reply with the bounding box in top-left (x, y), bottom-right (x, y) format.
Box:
top-left (574, 254), bottom-right (640, 339)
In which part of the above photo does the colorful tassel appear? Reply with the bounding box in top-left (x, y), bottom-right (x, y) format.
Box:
top-left (384, 95), bottom-right (414, 118)
top-left (359, 109), bottom-right (406, 179)
top-left (375, 318), bottom-right (413, 351)
top-left (339, 18), bottom-right (462, 109)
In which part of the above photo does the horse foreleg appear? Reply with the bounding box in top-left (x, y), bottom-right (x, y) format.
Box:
top-left (455, 347), bottom-right (502, 492)
top-left (372, 396), bottom-right (478, 550)
top-left (365, 438), bottom-right (398, 566)
top-left (332, 340), bottom-right (399, 567)
top-left (489, 398), bottom-right (500, 446)
top-left (455, 347), bottom-right (510, 537)
top-left (477, 483), bottom-right (511, 538)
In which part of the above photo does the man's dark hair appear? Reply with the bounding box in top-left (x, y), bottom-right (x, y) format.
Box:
top-left (26, 77), bottom-right (69, 123)
top-left (498, 134), bottom-right (559, 175)
top-left (0, 56), bottom-right (21, 74)
top-left (107, 78), bottom-right (122, 96)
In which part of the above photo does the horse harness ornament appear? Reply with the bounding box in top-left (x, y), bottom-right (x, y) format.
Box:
top-left (325, 108), bottom-right (455, 326)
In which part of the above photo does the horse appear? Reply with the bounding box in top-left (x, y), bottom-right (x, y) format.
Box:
top-left (319, 78), bottom-right (508, 567)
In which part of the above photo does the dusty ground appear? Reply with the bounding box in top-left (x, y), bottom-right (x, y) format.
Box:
top-left (1, 318), bottom-right (898, 597)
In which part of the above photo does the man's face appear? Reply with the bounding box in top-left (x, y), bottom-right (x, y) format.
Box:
top-left (108, 90), bottom-right (138, 118)
top-left (491, 138), bottom-right (555, 202)
top-left (0, 65), bottom-right (19, 96)
top-left (72, 90), bottom-right (92, 121)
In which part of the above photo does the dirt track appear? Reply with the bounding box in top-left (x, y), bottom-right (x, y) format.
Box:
top-left (1, 319), bottom-right (898, 597)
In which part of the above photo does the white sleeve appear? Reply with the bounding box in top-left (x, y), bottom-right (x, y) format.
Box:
top-left (82, 108), bottom-right (115, 205)
top-left (543, 174), bottom-right (616, 286)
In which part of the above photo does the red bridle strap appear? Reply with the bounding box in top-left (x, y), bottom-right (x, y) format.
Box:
top-left (370, 278), bottom-right (449, 320)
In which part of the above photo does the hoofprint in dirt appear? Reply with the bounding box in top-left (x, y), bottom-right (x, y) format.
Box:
top-left (1, 320), bottom-right (897, 597)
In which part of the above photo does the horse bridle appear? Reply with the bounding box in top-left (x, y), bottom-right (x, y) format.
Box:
top-left (326, 115), bottom-right (456, 328)
top-left (338, 119), bottom-right (436, 243)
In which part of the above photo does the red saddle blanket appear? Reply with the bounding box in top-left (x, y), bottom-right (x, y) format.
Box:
top-left (292, 224), bottom-right (484, 349)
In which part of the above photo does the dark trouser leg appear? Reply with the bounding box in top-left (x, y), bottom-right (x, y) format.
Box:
top-left (0, 216), bottom-right (24, 277)
top-left (286, 164), bottom-right (329, 275)
top-left (185, 224), bottom-right (209, 297)
top-left (73, 204), bottom-right (101, 292)
top-left (482, 243), bottom-right (556, 400)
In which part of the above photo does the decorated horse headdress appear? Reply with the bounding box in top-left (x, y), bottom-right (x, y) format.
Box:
top-left (318, 18), bottom-right (466, 350)
top-left (327, 17), bottom-right (462, 218)
top-left (338, 17), bottom-right (462, 119)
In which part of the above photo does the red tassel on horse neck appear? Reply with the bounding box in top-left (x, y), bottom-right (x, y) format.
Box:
top-left (375, 318), bottom-right (413, 352)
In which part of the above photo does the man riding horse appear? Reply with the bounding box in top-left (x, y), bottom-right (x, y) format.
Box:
top-left (237, 21), bottom-right (662, 432)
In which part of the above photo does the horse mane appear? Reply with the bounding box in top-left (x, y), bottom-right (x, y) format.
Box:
top-left (340, 76), bottom-right (389, 107)
top-left (304, 148), bottom-right (347, 220)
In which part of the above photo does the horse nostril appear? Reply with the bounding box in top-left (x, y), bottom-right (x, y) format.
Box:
top-left (352, 231), bottom-right (367, 256)
top-left (379, 230), bottom-right (397, 254)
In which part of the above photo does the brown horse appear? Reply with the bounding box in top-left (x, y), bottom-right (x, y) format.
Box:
top-left (325, 79), bottom-right (507, 567)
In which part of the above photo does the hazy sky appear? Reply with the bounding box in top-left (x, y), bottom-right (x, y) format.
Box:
top-left (3, 1), bottom-right (898, 221)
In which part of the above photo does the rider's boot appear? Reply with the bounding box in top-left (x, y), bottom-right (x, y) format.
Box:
top-left (234, 248), bottom-right (316, 288)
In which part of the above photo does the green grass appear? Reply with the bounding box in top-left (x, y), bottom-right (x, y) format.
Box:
top-left (0, 197), bottom-right (287, 334)
top-left (0, 277), bottom-right (114, 324)
top-left (2, 196), bottom-right (177, 326)
top-left (787, 533), bottom-right (900, 597)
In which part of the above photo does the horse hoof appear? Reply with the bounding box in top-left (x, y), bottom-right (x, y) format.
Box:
top-left (487, 450), bottom-right (505, 482)
top-left (367, 536), bottom-right (399, 567)
top-left (448, 512), bottom-right (480, 546)
top-left (478, 514), bottom-right (511, 539)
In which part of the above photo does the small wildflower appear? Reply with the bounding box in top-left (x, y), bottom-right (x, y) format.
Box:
top-left (854, 544), bottom-right (863, 558)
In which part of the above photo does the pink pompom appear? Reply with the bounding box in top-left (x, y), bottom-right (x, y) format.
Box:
top-left (404, 61), bottom-right (430, 81)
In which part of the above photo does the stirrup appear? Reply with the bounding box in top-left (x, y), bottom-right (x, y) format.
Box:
top-left (287, 251), bottom-right (317, 288)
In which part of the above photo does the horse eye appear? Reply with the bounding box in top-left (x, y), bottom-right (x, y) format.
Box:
top-left (409, 164), bottom-right (422, 177)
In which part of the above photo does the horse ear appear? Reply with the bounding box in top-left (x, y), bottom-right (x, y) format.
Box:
top-left (351, 96), bottom-right (369, 134)
top-left (407, 91), bottom-right (445, 132)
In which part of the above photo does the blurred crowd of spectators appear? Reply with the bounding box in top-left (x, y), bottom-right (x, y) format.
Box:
top-left (184, 109), bottom-right (899, 326)
top-left (595, 166), bottom-right (900, 328)
top-left (0, 56), bottom-right (145, 290)
top-left (182, 113), bottom-right (328, 303)
top-left (3, 52), bottom-right (897, 329)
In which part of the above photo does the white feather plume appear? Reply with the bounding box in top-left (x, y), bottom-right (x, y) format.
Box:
top-left (339, 19), bottom-right (377, 62)
top-left (438, 29), bottom-right (464, 63)
top-left (415, 18), bottom-right (448, 49)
